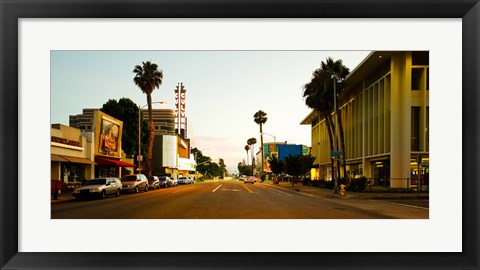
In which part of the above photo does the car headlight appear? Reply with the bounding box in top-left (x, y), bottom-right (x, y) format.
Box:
top-left (73, 190), bottom-right (80, 194)
top-left (90, 189), bottom-right (100, 193)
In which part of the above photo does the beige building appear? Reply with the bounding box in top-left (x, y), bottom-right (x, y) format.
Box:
top-left (51, 124), bottom-right (95, 188)
top-left (301, 51), bottom-right (429, 188)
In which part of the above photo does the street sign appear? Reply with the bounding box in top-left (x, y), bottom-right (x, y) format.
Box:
top-left (330, 151), bottom-right (342, 157)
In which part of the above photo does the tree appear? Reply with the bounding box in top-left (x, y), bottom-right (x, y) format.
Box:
top-left (101, 98), bottom-right (149, 158)
top-left (268, 157), bottom-right (284, 184)
top-left (133, 61), bottom-right (163, 177)
top-left (244, 145), bottom-right (250, 166)
top-left (247, 137), bottom-right (257, 175)
top-left (254, 110), bottom-right (268, 177)
top-left (302, 57), bottom-right (350, 193)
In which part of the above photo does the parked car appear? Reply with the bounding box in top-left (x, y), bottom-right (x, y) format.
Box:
top-left (244, 176), bottom-right (255, 184)
top-left (72, 177), bottom-right (122, 199)
top-left (178, 176), bottom-right (189, 184)
top-left (158, 176), bottom-right (172, 188)
top-left (169, 177), bottom-right (178, 186)
top-left (239, 175), bottom-right (246, 181)
top-left (187, 176), bottom-right (194, 184)
top-left (121, 174), bottom-right (149, 193)
top-left (148, 176), bottom-right (160, 190)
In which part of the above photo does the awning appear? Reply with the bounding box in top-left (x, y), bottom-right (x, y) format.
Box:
top-left (51, 154), bottom-right (69, 162)
top-left (95, 156), bottom-right (136, 167)
top-left (51, 154), bottom-right (95, 165)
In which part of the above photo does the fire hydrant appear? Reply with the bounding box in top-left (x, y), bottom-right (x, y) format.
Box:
top-left (339, 184), bottom-right (346, 196)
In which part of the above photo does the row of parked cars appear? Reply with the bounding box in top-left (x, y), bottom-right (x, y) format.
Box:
top-left (72, 174), bottom-right (194, 200)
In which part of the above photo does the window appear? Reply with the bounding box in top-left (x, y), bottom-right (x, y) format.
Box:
top-left (412, 51), bottom-right (429, 65)
top-left (411, 107), bottom-right (420, 151)
top-left (411, 68), bottom-right (423, 90)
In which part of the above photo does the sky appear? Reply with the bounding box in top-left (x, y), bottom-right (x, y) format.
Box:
top-left (51, 50), bottom-right (371, 173)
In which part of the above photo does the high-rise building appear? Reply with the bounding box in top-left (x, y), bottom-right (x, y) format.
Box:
top-left (69, 108), bottom-right (96, 132)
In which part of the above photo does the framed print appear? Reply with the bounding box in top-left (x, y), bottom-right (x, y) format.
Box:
top-left (1, 0), bottom-right (479, 269)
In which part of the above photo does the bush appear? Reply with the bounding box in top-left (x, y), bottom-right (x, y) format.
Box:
top-left (348, 177), bottom-right (368, 192)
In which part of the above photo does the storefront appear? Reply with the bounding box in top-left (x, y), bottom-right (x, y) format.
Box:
top-left (51, 124), bottom-right (95, 190)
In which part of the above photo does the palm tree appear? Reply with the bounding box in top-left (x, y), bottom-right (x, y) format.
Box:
top-left (247, 137), bottom-right (257, 175)
top-left (302, 57), bottom-right (350, 193)
top-left (244, 145), bottom-right (250, 166)
top-left (254, 110), bottom-right (268, 179)
top-left (133, 61), bottom-right (163, 177)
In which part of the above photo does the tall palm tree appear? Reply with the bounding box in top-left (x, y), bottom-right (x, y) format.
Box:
top-left (247, 137), bottom-right (257, 175)
top-left (302, 57), bottom-right (350, 193)
top-left (254, 110), bottom-right (268, 178)
top-left (244, 145), bottom-right (250, 166)
top-left (133, 61), bottom-right (163, 177)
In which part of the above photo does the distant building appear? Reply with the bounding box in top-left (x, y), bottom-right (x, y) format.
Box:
top-left (301, 51), bottom-right (429, 188)
top-left (69, 108), bottom-right (96, 132)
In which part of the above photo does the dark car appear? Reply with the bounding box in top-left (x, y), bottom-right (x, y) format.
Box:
top-left (158, 176), bottom-right (172, 188)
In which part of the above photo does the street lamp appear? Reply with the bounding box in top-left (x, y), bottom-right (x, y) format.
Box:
top-left (261, 132), bottom-right (276, 143)
top-left (331, 74), bottom-right (340, 194)
top-left (138, 101), bottom-right (167, 173)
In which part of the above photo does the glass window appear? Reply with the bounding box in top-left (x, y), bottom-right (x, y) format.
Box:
top-left (411, 107), bottom-right (420, 151)
top-left (411, 68), bottom-right (423, 90)
top-left (412, 51), bottom-right (429, 65)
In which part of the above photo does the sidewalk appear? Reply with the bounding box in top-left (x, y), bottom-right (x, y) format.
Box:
top-left (261, 180), bottom-right (429, 200)
top-left (51, 190), bottom-right (76, 205)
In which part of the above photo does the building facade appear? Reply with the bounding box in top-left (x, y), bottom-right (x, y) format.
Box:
top-left (51, 124), bottom-right (95, 189)
top-left (301, 51), bottom-right (429, 188)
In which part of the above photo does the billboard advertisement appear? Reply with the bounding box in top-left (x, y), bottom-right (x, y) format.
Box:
top-left (94, 111), bottom-right (123, 158)
top-left (278, 144), bottom-right (302, 160)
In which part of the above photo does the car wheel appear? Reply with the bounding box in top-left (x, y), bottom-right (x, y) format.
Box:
top-left (135, 186), bottom-right (139, 193)
top-left (145, 185), bottom-right (148, 192)
top-left (115, 189), bottom-right (120, 197)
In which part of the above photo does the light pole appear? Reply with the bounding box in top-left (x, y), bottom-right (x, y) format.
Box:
top-left (331, 74), bottom-right (339, 194)
top-left (138, 101), bottom-right (167, 173)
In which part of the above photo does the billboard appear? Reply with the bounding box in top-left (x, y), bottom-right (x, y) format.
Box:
top-left (162, 135), bottom-right (178, 168)
top-left (94, 111), bottom-right (123, 158)
top-left (278, 144), bottom-right (302, 160)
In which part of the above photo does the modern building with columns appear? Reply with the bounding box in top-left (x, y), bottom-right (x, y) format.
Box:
top-left (301, 51), bottom-right (429, 188)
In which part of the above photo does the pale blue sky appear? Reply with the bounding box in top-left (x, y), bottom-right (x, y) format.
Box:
top-left (51, 50), bottom-right (370, 173)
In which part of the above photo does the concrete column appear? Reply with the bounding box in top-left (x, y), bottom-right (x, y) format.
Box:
top-left (389, 52), bottom-right (412, 188)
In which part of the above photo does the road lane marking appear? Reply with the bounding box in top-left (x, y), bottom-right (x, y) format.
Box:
top-left (375, 200), bottom-right (429, 210)
top-left (241, 184), bottom-right (254, 194)
top-left (222, 189), bottom-right (241, 192)
top-left (212, 185), bottom-right (222, 192)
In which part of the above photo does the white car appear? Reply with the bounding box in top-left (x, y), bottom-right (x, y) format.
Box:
top-left (72, 178), bottom-right (121, 199)
top-left (178, 176), bottom-right (189, 184)
top-left (244, 176), bottom-right (255, 184)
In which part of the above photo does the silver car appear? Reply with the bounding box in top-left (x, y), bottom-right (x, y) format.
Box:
top-left (72, 178), bottom-right (121, 199)
top-left (158, 176), bottom-right (172, 188)
top-left (148, 176), bottom-right (160, 190)
top-left (121, 174), bottom-right (149, 193)
top-left (170, 177), bottom-right (178, 186)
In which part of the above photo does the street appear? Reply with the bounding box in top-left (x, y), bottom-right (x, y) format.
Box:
top-left (51, 180), bottom-right (429, 219)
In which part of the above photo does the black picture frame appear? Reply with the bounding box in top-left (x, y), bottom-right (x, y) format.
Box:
top-left (1, 0), bottom-right (478, 269)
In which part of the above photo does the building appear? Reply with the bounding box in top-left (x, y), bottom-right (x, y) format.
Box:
top-left (301, 51), bottom-right (429, 188)
top-left (51, 124), bottom-right (95, 189)
top-left (141, 108), bottom-right (176, 135)
top-left (257, 143), bottom-right (310, 173)
top-left (69, 108), bottom-right (96, 132)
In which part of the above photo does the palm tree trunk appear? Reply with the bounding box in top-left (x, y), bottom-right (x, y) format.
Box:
top-left (324, 113), bottom-right (337, 193)
top-left (146, 92), bottom-right (154, 177)
top-left (260, 124), bottom-right (264, 181)
top-left (337, 110), bottom-right (348, 179)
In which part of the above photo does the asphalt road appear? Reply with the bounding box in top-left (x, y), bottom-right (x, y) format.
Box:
top-left (51, 180), bottom-right (429, 219)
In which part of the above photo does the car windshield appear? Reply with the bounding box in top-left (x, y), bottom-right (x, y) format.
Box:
top-left (83, 179), bottom-right (106, 186)
top-left (122, 175), bottom-right (137, 182)
top-left (148, 177), bottom-right (156, 181)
